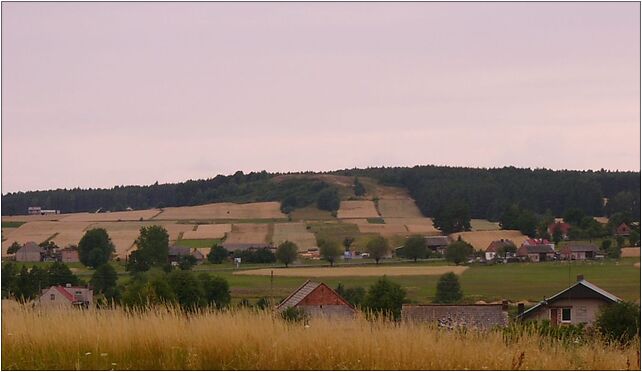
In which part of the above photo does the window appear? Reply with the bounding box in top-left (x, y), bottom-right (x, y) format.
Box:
top-left (561, 308), bottom-right (571, 322)
top-left (50, 294), bottom-right (55, 300)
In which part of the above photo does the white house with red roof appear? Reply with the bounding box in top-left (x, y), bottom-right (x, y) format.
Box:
top-left (38, 285), bottom-right (93, 309)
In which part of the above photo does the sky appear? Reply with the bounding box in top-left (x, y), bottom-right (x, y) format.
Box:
top-left (2, 2), bottom-right (640, 193)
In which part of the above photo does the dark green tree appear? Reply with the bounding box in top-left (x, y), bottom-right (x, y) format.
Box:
top-left (432, 201), bottom-right (471, 234)
top-left (317, 188), bottom-right (340, 211)
top-left (7, 241), bottom-right (21, 255)
top-left (595, 301), bottom-right (640, 344)
top-left (433, 272), bottom-right (463, 303)
top-left (91, 263), bottom-right (119, 302)
top-left (363, 276), bottom-right (407, 321)
top-left (47, 262), bottom-right (80, 286)
top-left (178, 255), bottom-right (197, 270)
top-left (78, 228), bottom-right (115, 268)
top-left (207, 244), bottom-right (229, 264)
top-left (354, 177), bottom-right (366, 196)
top-left (276, 241), bottom-right (298, 268)
top-left (335, 283), bottom-right (366, 307)
top-left (126, 250), bottom-right (152, 273)
top-left (445, 240), bottom-right (474, 265)
top-left (135, 225), bottom-right (170, 267)
top-left (167, 270), bottom-right (204, 309)
top-left (199, 273), bottom-right (231, 309)
top-left (366, 236), bottom-right (389, 264)
top-left (401, 235), bottom-right (426, 262)
top-left (563, 208), bottom-right (585, 226)
top-left (318, 239), bottom-right (342, 267)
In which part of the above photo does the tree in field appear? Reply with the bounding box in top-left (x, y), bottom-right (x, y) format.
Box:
top-left (343, 237), bottom-right (355, 251)
top-left (90, 263), bottom-right (119, 301)
top-left (366, 236), bottom-right (389, 264)
top-left (353, 177), bottom-right (366, 196)
top-left (199, 273), bottom-right (231, 309)
top-left (318, 239), bottom-right (342, 267)
top-left (167, 270), bottom-right (204, 310)
top-left (595, 301), bottom-right (640, 344)
top-left (445, 240), bottom-right (474, 265)
top-left (433, 272), bottom-right (463, 303)
top-left (126, 250), bottom-right (152, 273)
top-left (432, 201), bottom-right (471, 234)
top-left (276, 241), bottom-right (298, 268)
top-left (402, 235), bottom-right (426, 262)
top-left (78, 228), bottom-right (115, 268)
top-left (135, 225), bottom-right (170, 267)
top-left (7, 241), bottom-right (21, 255)
top-left (207, 244), bottom-right (229, 264)
top-left (363, 276), bottom-right (406, 321)
top-left (317, 188), bottom-right (340, 212)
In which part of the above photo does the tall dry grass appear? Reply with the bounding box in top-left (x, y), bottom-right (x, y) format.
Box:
top-left (2, 301), bottom-right (639, 370)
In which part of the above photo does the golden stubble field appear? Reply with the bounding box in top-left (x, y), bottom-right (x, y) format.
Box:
top-left (449, 230), bottom-right (529, 251)
top-left (2, 303), bottom-right (638, 370)
top-left (337, 201), bottom-right (380, 219)
top-left (225, 223), bottom-right (270, 244)
top-left (272, 223), bottom-right (317, 251)
top-left (153, 202), bottom-right (285, 220)
top-left (181, 224), bottom-right (232, 240)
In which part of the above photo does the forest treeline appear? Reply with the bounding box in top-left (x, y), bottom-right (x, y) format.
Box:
top-left (2, 166), bottom-right (640, 220)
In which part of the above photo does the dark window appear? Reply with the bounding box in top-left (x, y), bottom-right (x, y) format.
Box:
top-left (562, 308), bottom-right (571, 322)
top-left (50, 294), bottom-right (55, 300)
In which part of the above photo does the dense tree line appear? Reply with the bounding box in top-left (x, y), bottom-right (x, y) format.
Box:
top-left (336, 166), bottom-right (640, 220)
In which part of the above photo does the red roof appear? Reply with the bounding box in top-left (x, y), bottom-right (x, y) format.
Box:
top-left (54, 286), bottom-right (75, 302)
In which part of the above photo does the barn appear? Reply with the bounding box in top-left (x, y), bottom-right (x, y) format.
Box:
top-left (276, 280), bottom-right (356, 319)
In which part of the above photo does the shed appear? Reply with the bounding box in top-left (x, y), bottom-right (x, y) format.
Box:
top-left (276, 280), bottom-right (356, 318)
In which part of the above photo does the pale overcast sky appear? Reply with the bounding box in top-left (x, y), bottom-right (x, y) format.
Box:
top-left (2, 2), bottom-right (640, 193)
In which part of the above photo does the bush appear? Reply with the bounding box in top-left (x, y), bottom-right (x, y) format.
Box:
top-left (317, 188), bottom-right (340, 211)
top-left (595, 301), bottom-right (640, 344)
top-left (78, 228), bottom-right (115, 268)
top-left (433, 272), bottom-right (463, 303)
top-left (335, 283), bottom-right (366, 307)
top-left (207, 245), bottom-right (229, 264)
top-left (281, 307), bottom-right (308, 323)
top-left (445, 240), bottom-right (474, 265)
top-left (363, 276), bottom-right (406, 321)
top-left (233, 248), bottom-right (276, 264)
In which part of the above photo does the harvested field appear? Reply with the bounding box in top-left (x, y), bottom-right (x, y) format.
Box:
top-left (384, 217), bottom-right (441, 235)
top-left (60, 209), bottom-right (160, 222)
top-left (337, 201), bottom-right (379, 219)
top-left (154, 202), bottom-right (285, 220)
top-left (272, 223), bottom-right (317, 251)
top-left (234, 265), bottom-right (469, 277)
top-left (449, 230), bottom-right (529, 251)
top-left (225, 224), bottom-right (270, 244)
top-left (377, 198), bottom-right (422, 218)
top-left (1, 227), bottom-right (17, 241)
top-left (356, 223), bottom-right (408, 236)
top-left (1, 214), bottom-right (70, 222)
top-left (289, 206), bottom-right (335, 221)
top-left (470, 219), bottom-right (500, 231)
top-left (621, 247), bottom-right (641, 258)
top-left (594, 216), bottom-right (609, 224)
top-left (1, 221), bottom-right (91, 255)
top-left (182, 224), bottom-right (231, 240)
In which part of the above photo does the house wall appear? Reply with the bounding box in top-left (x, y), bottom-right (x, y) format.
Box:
top-left (299, 304), bottom-right (356, 318)
top-left (402, 305), bottom-right (508, 329)
top-left (38, 287), bottom-right (73, 308)
top-left (15, 250), bottom-right (41, 262)
top-left (485, 252), bottom-right (496, 261)
top-left (296, 285), bottom-right (355, 318)
top-left (523, 298), bottom-right (610, 325)
top-left (61, 251), bottom-right (79, 263)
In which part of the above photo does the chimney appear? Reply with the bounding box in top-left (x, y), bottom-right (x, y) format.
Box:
top-left (66, 283), bottom-right (71, 288)
top-left (576, 274), bottom-right (584, 282)
top-left (501, 300), bottom-right (509, 311)
top-left (517, 303), bottom-right (525, 315)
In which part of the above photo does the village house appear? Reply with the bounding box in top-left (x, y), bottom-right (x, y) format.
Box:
top-left (615, 223), bottom-right (631, 236)
top-left (402, 302), bottom-right (509, 330)
top-left (424, 236), bottom-right (451, 255)
top-left (276, 280), bottom-right (356, 318)
top-left (38, 284), bottom-right (93, 309)
top-left (168, 245), bottom-right (205, 264)
top-left (518, 275), bottom-right (620, 325)
top-left (548, 222), bottom-right (571, 239)
top-left (15, 241), bottom-right (43, 262)
top-left (559, 243), bottom-right (600, 260)
top-left (485, 239), bottom-right (516, 261)
top-left (517, 239), bottom-right (556, 262)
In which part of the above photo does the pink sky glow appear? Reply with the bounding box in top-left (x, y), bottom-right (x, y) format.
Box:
top-left (2, 2), bottom-right (640, 192)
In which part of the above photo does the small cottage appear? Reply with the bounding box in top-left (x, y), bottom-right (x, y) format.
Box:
top-left (39, 285), bottom-right (93, 309)
top-left (402, 303), bottom-right (509, 330)
top-left (424, 236), bottom-right (451, 255)
top-left (276, 280), bottom-right (356, 318)
top-left (485, 239), bottom-right (516, 261)
top-left (517, 240), bottom-right (556, 262)
top-left (559, 243), bottom-right (600, 260)
top-left (15, 242), bottom-right (43, 262)
top-left (518, 275), bottom-right (620, 325)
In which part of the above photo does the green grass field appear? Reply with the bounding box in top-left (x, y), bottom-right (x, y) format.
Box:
top-left (176, 238), bottom-right (221, 249)
top-left (1, 221), bottom-right (25, 228)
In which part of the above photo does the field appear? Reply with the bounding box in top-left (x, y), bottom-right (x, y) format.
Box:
top-left (377, 198), bottom-right (423, 218)
top-left (60, 209), bottom-right (160, 222)
top-left (355, 222), bottom-right (408, 237)
top-left (272, 223), bottom-right (317, 251)
top-left (1, 221), bottom-right (91, 255)
top-left (622, 247), bottom-right (641, 257)
top-left (288, 206), bottom-right (335, 220)
top-left (384, 217), bottom-right (441, 235)
top-left (450, 230), bottom-right (529, 251)
top-left (2, 304), bottom-right (639, 370)
top-left (154, 202), bottom-right (285, 220)
top-left (337, 201), bottom-right (380, 219)
top-left (176, 239), bottom-right (221, 249)
top-left (181, 224), bottom-right (231, 240)
top-left (234, 265), bottom-right (469, 277)
top-left (225, 224), bottom-right (270, 244)
top-left (470, 219), bottom-right (501, 231)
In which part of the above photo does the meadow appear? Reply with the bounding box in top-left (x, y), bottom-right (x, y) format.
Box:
top-left (2, 303), bottom-right (639, 370)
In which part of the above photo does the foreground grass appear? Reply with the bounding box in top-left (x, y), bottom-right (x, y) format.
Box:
top-left (2, 303), bottom-right (638, 370)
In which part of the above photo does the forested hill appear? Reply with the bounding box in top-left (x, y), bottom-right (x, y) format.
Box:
top-left (2, 166), bottom-right (640, 220)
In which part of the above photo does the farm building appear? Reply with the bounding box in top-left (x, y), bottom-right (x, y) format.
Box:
top-left (38, 285), bottom-right (93, 309)
top-left (424, 236), bottom-right (450, 254)
top-left (58, 245), bottom-right (79, 263)
top-left (559, 243), bottom-right (600, 260)
top-left (517, 239), bottom-right (556, 262)
top-left (168, 245), bottom-right (204, 264)
top-left (615, 223), bottom-right (631, 236)
top-left (485, 239), bottom-right (516, 261)
top-left (548, 222), bottom-right (571, 239)
top-left (518, 275), bottom-right (620, 325)
top-left (402, 303), bottom-right (509, 330)
top-left (276, 280), bottom-right (356, 319)
top-left (221, 242), bottom-right (274, 252)
top-left (15, 242), bottom-right (43, 262)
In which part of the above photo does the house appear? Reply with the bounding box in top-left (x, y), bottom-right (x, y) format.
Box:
top-left (15, 242), bottom-right (43, 262)
top-left (276, 280), bottom-right (356, 318)
top-left (615, 223), bottom-right (631, 237)
top-left (518, 275), bottom-right (620, 325)
top-left (559, 243), bottom-right (600, 260)
top-left (38, 284), bottom-right (93, 309)
top-left (424, 236), bottom-right (451, 254)
top-left (517, 239), bottom-right (556, 262)
top-left (58, 245), bottom-right (79, 263)
top-left (548, 222), bottom-right (571, 239)
top-left (191, 248), bottom-right (205, 262)
top-left (220, 242), bottom-right (274, 253)
top-left (168, 245), bottom-right (205, 264)
top-left (402, 303), bottom-right (509, 330)
top-left (485, 239), bottom-right (516, 261)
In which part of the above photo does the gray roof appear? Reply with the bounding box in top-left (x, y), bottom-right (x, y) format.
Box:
top-left (402, 304), bottom-right (508, 329)
top-left (168, 246), bottom-right (191, 256)
top-left (276, 280), bottom-right (322, 311)
top-left (519, 279), bottom-right (621, 319)
top-left (520, 244), bottom-right (555, 254)
top-left (425, 236), bottom-right (450, 247)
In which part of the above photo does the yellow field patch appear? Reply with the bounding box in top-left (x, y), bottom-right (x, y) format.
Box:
top-left (234, 265), bottom-right (468, 277)
top-left (153, 202), bottom-right (285, 220)
top-left (182, 224), bottom-right (232, 240)
top-left (60, 209), bottom-right (161, 222)
top-left (384, 217), bottom-right (441, 235)
top-left (1, 221), bottom-right (91, 255)
top-left (225, 224), bottom-right (270, 244)
top-left (337, 201), bottom-right (379, 219)
top-left (2, 214), bottom-right (71, 222)
top-left (621, 247), bottom-right (640, 258)
top-left (356, 223), bottom-right (408, 236)
top-left (272, 223), bottom-right (317, 251)
top-left (377, 198), bottom-right (422, 218)
top-left (448, 230), bottom-right (528, 251)
top-left (470, 219), bottom-right (500, 231)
